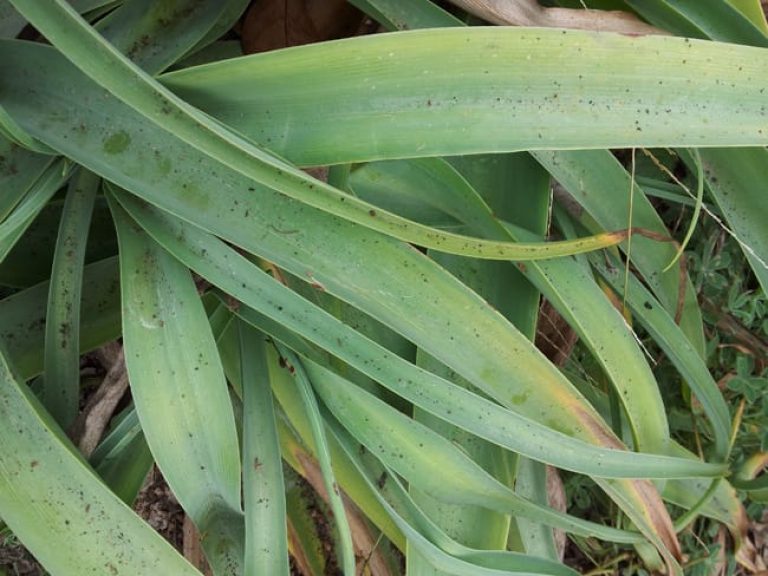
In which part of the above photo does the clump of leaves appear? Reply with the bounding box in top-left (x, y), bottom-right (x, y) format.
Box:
top-left (0, 1), bottom-right (767, 576)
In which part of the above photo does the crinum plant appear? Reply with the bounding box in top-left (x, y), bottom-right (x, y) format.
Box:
top-left (0, 1), bottom-right (766, 575)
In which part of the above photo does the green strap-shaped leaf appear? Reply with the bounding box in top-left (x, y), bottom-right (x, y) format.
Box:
top-left (110, 199), bottom-right (244, 575)
top-left (0, 0), bottom-right (117, 39)
top-left (0, 136), bottom-right (52, 222)
top-left (328, 417), bottom-right (582, 576)
top-left (0, 40), bottom-right (714, 477)
top-left (625, 0), bottom-right (768, 45)
top-left (353, 157), bottom-right (671, 456)
top-left (727, 0), bottom-right (768, 32)
top-left (591, 256), bottom-right (731, 460)
top-left (533, 149), bottom-right (706, 356)
top-left (163, 30), bottom-right (768, 167)
top-left (0, 158), bottom-right (72, 263)
top-left (305, 356), bottom-right (641, 544)
top-left (697, 147), bottom-right (768, 295)
top-left (112, 191), bottom-right (724, 480)
top-left (239, 323), bottom-right (290, 576)
top-left (0, 196), bottom-right (117, 288)
top-left (282, 465), bottom-right (331, 575)
top-left (347, 0), bottom-right (462, 30)
top-left (89, 407), bottom-right (154, 506)
top-left (393, 154), bottom-right (547, 572)
top-left (0, 343), bottom-right (202, 576)
top-left (0, 102), bottom-right (55, 154)
top-left (0, 256), bottom-right (121, 380)
top-left (272, 344), bottom-right (356, 576)
top-left (94, 0), bottom-right (249, 74)
top-left (4, 4), bottom-right (624, 262)
top-left (259, 343), bottom-right (405, 552)
top-left (42, 169), bottom-right (99, 428)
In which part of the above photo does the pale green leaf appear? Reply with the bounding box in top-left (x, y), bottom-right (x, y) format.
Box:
top-left (0, 343), bottom-right (202, 576)
top-left (110, 199), bottom-right (244, 575)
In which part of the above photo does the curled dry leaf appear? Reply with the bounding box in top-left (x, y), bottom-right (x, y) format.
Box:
top-left (448, 0), bottom-right (667, 36)
top-left (241, 0), bottom-right (372, 54)
top-left (68, 343), bottom-right (129, 457)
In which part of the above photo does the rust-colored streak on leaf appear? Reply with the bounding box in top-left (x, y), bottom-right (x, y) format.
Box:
top-left (183, 515), bottom-right (213, 576)
top-left (630, 477), bottom-right (682, 561)
top-left (241, 0), bottom-right (373, 54)
top-left (286, 518), bottom-right (315, 576)
top-left (571, 403), bottom-right (624, 451)
top-left (570, 405), bottom-right (682, 564)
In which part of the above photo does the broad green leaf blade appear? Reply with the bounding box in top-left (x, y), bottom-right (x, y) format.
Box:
top-left (348, 0), bottom-right (462, 31)
top-left (355, 157), bottom-right (671, 456)
top-left (0, 42), bottom-right (708, 482)
top-left (697, 147), bottom-right (768, 295)
top-left (2, 39), bottom-right (723, 481)
top-left (164, 30), bottom-right (768, 167)
top-left (0, 0), bottom-right (116, 38)
top-left (506, 223), bottom-right (670, 453)
top-left (113, 191), bottom-right (724, 481)
top-left (0, 136), bottom-right (52, 222)
top-left (42, 169), bottom-right (99, 428)
top-left (0, 102), bottom-right (55, 154)
top-left (329, 417), bottom-right (581, 576)
top-left (625, 0), bottom-right (768, 45)
top-left (727, 0), bottom-right (768, 32)
top-left (447, 153), bottom-right (555, 560)
top-left (0, 0), bottom-right (25, 38)
top-left (110, 199), bottom-right (244, 575)
top-left (6, 37), bottom-right (711, 482)
top-left (511, 459), bottom-right (560, 560)
top-left (95, 0), bottom-right (248, 74)
top-left (591, 256), bottom-right (731, 460)
top-left (306, 357), bottom-right (641, 544)
top-left (261, 344), bottom-right (405, 552)
top-left (0, 196), bottom-right (117, 288)
top-left (0, 256), bottom-right (121, 380)
top-left (0, 157), bottom-right (72, 263)
top-left (183, 0), bottom-right (250, 59)
top-left (402, 153), bottom-right (549, 572)
top-left (3, 8), bottom-right (620, 263)
top-left (239, 323), bottom-right (290, 576)
top-left (534, 149), bottom-right (706, 356)
top-left (0, 343), bottom-right (202, 576)
top-left (283, 465), bottom-right (331, 576)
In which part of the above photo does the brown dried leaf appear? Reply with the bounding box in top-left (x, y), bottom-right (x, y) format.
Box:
top-left (68, 343), bottom-right (129, 457)
top-left (448, 0), bottom-right (667, 36)
top-left (242, 0), bottom-right (371, 54)
top-left (183, 516), bottom-right (213, 576)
